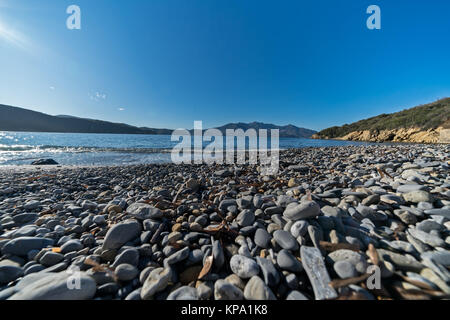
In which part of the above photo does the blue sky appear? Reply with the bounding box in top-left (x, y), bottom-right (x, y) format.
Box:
top-left (0, 0), bottom-right (449, 131)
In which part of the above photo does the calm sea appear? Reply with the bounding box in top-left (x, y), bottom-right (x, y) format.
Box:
top-left (0, 131), bottom-right (375, 166)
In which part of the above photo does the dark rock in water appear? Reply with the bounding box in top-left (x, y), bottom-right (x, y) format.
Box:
top-left (31, 159), bottom-right (58, 165)
top-left (300, 246), bottom-right (337, 300)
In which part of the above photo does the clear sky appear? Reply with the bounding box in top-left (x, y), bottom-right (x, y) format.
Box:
top-left (0, 0), bottom-right (449, 131)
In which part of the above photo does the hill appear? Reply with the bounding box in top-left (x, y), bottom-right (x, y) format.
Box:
top-left (313, 98), bottom-right (450, 143)
top-left (0, 104), bottom-right (172, 135)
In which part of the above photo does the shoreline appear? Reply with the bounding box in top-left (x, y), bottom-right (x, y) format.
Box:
top-left (0, 144), bottom-right (449, 300)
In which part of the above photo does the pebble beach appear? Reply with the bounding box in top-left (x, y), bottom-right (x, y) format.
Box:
top-left (0, 144), bottom-right (449, 300)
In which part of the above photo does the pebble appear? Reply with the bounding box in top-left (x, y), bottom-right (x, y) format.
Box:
top-left (102, 220), bottom-right (141, 250)
top-left (273, 230), bottom-right (299, 251)
top-left (8, 272), bottom-right (96, 300)
top-left (301, 246), bottom-right (337, 300)
top-left (214, 280), bottom-right (244, 300)
top-left (283, 201), bottom-right (320, 221)
top-left (244, 276), bottom-right (276, 300)
top-left (230, 255), bottom-right (260, 279)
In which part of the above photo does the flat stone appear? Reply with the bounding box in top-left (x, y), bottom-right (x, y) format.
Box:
top-left (283, 201), bottom-right (320, 221)
top-left (254, 228), bottom-right (271, 248)
top-left (61, 240), bottom-right (83, 254)
top-left (290, 220), bottom-right (309, 238)
top-left (140, 267), bottom-right (172, 300)
top-left (377, 248), bottom-right (424, 272)
top-left (0, 265), bottom-right (23, 285)
top-left (8, 272), bottom-right (96, 300)
top-left (327, 249), bottom-right (368, 274)
top-left (276, 249), bottom-right (303, 273)
top-left (236, 209), bottom-right (255, 227)
top-left (244, 276), bottom-right (276, 300)
top-left (102, 220), bottom-right (141, 250)
top-left (273, 230), bottom-right (299, 251)
top-left (256, 257), bottom-right (280, 287)
top-left (166, 247), bottom-right (190, 265)
top-left (167, 286), bottom-right (199, 300)
top-left (333, 261), bottom-right (357, 279)
top-left (408, 228), bottom-right (445, 248)
top-left (2, 237), bottom-right (54, 257)
top-left (214, 279), bottom-right (243, 300)
top-left (230, 255), bottom-right (260, 279)
top-left (300, 246), bottom-right (337, 300)
top-left (127, 203), bottom-right (163, 220)
top-left (40, 252), bottom-right (64, 267)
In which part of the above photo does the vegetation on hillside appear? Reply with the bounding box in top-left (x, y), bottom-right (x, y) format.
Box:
top-left (316, 98), bottom-right (450, 138)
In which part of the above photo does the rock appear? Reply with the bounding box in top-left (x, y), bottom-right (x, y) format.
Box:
top-left (185, 178), bottom-right (200, 191)
top-left (377, 249), bottom-right (424, 272)
top-left (333, 261), bottom-right (358, 279)
top-left (102, 220), bottom-right (141, 250)
top-left (290, 220), bottom-right (309, 238)
top-left (408, 228), bottom-right (445, 248)
top-left (300, 246), bottom-right (337, 300)
top-left (24, 200), bottom-right (41, 211)
top-left (214, 280), bottom-right (244, 300)
top-left (244, 276), bottom-right (276, 300)
top-left (140, 267), bottom-right (172, 300)
top-left (126, 203), bottom-right (163, 220)
top-left (2, 237), bottom-right (54, 257)
top-left (256, 257), bottom-right (280, 287)
top-left (236, 209), bottom-right (255, 227)
top-left (212, 240), bottom-right (225, 270)
top-left (31, 159), bottom-right (58, 165)
top-left (0, 266), bottom-right (23, 284)
top-left (283, 201), bottom-right (320, 221)
top-left (277, 249), bottom-right (303, 273)
top-left (61, 240), bottom-right (83, 254)
top-left (115, 264), bottom-right (139, 281)
top-left (166, 247), bottom-right (190, 265)
top-left (327, 249), bottom-right (368, 274)
top-left (167, 286), bottom-right (199, 300)
top-left (396, 184), bottom-right (427, 193)
top-left (230, 255), bottom-right (260, 279)
top-left (40, 252), bottom-right (64, 267)
top-left (286, 290), bottom-right (309, 300)
top-left (179, 266), bottom-right (202, 284)
top-left (402, 191), bottom-right (434, 204)
top-left (254, 228), bottom-right (271, 248)
top-left (111, 248), bottom-right (139, 268)
top-left (273, 230), bottom-right (299, 251)
top-left (8, 272), bottom-right (96, 300)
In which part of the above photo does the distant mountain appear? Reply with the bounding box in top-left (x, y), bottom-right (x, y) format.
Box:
top-left (213, 122), bottom-right (317, 138)
top-left (313, 98), bottom-right (450, 143)
top-left (0, 104), bottom-right (317, 138)
top-left (0, 104), bottom-right (172, 135)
